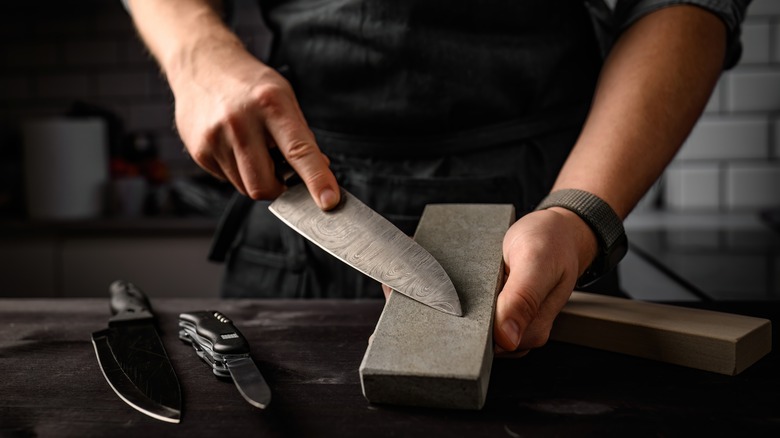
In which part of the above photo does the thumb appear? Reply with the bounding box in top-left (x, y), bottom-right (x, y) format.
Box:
top-left (493, 268), bottom-right (544, 351)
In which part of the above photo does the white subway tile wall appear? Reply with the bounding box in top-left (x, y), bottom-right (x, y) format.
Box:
top-left (665, 4), bottom-right (780, 212)
top-left (676, 116), bottom-right (769, 161)
top-left (774, 119), bottom-right (780, 158)
top-left (704, 81), bottom-right (723, 113)
top-left (665, 163), bottom-right (721, 210)
top-left (726, 163), bottom-right (780, 209)
top-left (740, 20), bottom-right (771, 64)
top-left (748, 0), bottom-right (780, 16)
top-left (0, 1), bottom-right (777, 209)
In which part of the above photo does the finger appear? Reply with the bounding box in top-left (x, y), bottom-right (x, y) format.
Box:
top-left (187, 136), bottom-right (234, 184)
top-left (224, 116), bottom-right (283, 200)
top-left (494, 345), bottom-right (530, 358)
top-left (210, 133), bottom-right (248, 196)
top-left (493, 268), bottom-right (545, 351)
top-left (192, 150), bottom-right (228, 183)
top-left (515, 280), bottom-right (573, 350)
top-left (264, 101), bottom-right (340, 210)
top-left (189, 133), bottom-right (246, 195)
top-left (214, 155), bottom-right (248, 196)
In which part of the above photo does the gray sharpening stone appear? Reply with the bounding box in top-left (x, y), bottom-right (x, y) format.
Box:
top-left (359, 204), bottom-right (515, 409)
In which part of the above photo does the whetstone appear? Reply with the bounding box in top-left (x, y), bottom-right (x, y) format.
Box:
top-left (551, 292), bottom-right (772, 375)
top-left (359, 204), bottom-right (515, 410)
top-left (358, 204), bottom-right (773, 410)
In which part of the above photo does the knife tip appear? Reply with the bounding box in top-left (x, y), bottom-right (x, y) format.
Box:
top-left (434, 303), bottom-right (463, 317)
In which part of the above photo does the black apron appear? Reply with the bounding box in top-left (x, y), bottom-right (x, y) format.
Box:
top-left (213, 0), bottom-right (621, 298)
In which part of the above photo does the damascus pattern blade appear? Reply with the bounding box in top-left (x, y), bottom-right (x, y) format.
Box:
top-left (269, 184), bottom-right (462, 316)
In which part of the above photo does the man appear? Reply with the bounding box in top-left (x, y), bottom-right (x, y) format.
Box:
top-left (122, 0), bottom-right (749, 353)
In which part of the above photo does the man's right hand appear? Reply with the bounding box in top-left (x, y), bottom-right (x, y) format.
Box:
top-left (171, 46), bottom-right (340, 209)
top-left (126, 0), bottom-right (340, 210)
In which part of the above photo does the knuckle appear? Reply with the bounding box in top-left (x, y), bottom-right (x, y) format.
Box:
top-left (222, 111), bottom-right (242, 131)
top-left (251, 84), bottom-right (284, 113)
top-left (285, 138), bottom-right (318, 161)
top-left (509, 289), bottom-right (542, 327)
top-left (189, 145), bottom-right (212, 168)
top-left (301, 166), bottom-right (330, 185)
top-left (246, 187), bottom-right (270, 200)
top-left (245, 178), bottom-right (282, 201)
top-left (202, 123), bottom-right (223, 147)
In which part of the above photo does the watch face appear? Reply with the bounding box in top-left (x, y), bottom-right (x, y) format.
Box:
top-left (576, 270), bottom-right (599, 289)
top-left (577, 234), bottom-right (628, 289)
top-left (608, 233), bottom-right (629, 269)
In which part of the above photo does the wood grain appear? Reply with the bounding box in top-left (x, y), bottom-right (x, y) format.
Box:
top-left (551, 292), bottom-right (772, 375)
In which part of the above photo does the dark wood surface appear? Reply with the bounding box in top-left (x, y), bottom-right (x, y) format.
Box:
top-left (1, 298), bottom-right (778, 437)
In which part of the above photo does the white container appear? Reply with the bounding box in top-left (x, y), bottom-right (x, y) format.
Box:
top-left (23, 117), bottom-right (109, 220)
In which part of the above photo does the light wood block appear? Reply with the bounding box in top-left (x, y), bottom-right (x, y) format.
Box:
top-left (551, 292), bottom-right (772, 375)
top-left (359, 204), bottom-right (515, 409)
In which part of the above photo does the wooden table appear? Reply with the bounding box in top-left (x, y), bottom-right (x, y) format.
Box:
top-left (1, 298), bottom-right (778, 437)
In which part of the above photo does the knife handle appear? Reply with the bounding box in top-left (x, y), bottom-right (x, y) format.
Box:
top-left (269, 148), bottom-right (302, 186)
top-left (179, 311), bottom-right (250, 355)
top-left (108, 280), bottom-right (154, 324)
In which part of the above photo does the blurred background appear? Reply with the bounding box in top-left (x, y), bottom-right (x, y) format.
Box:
top-left (0, 0), bottom-right (778, 299)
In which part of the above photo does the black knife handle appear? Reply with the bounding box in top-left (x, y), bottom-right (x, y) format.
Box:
top-left (108, 280), bottom-right (154, 324)
top-left (179, 311), bottom-right (250, 355)
top-left (269, 147), bottom-right (302, 187)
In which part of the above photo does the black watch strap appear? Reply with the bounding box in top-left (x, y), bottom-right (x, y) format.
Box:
top-left (535, 189), bottom-right (628, 288)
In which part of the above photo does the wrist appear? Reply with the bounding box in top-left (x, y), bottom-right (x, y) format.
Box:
top-left (547, 207), bottom-right (599, 278)
top-left (167, 31), bottom-right (245, 88)
top-left (536, 189), bottom-right (628, 288)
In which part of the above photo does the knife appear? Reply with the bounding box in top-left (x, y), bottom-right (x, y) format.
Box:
top-left (178, 310), bottom-right (272, 409)
top-left (91, 280), bottom-right (182, 423)
top-left (267, 151), bottom-right (462, 316)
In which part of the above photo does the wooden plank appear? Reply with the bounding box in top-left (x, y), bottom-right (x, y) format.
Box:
top-left (551, 292), bottom-right (772, 375)
top-left (359, 204), bottom-right (515, 409)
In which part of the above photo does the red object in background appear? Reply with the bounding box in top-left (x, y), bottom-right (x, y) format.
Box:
top-left (110, 157), bottom-right (169, 185)
top-left (110, 158), bottom-right (140, 178)
top-left (143, 158), bottom-right (170, 185)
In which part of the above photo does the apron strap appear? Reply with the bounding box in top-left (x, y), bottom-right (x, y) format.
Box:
top-left (208, 192), bottom-right (255, 262)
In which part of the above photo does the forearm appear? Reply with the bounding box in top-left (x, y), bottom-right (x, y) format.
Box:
top-left (126, 0), bottom-right (340, 209)
top-left (126, 0), bottom-right (244, 84)
top-left (554, 5), bottom-right (727, 219)
top-left (494, 6), bottom-right (729, 351)
top-left (546, 5), bottom-right (727, 275)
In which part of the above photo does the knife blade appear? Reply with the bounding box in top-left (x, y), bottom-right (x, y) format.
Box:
top-left (269, 183), bottom-right (462, 316)
top-left (91, 280), bottom-right (182, 423)
top-left (178, 310), bottom-right (271, 409)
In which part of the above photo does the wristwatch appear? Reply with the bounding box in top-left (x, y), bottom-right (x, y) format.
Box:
top-left (535, 189), bottom-right (628, 288)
